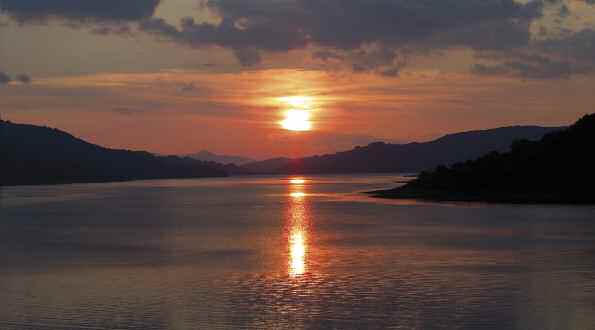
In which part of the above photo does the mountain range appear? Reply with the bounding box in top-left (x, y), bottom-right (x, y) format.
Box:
top-left (241, 126), bottom-right (562, 174)
top-left (1, 120), bottom-right (564, 186)
top-left (185, 150), bottom-right (254, 165)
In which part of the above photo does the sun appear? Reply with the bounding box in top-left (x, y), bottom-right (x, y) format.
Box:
top-left (278, 95), bottom-right (314, 132)
top-left (281, 109), bottom-right (312, 131)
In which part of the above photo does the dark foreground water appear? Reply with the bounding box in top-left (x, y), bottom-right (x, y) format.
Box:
top-left (1, 175), bottom-right (595, 330)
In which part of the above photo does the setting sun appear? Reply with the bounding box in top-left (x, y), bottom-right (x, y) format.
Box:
top-left (281, 109), bottom-right (312, 131)
top-left (278, 95), bottom-right (314, 132)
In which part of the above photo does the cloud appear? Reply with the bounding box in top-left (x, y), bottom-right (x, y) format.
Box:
top-left (15, 74), bottom-right (32, 84)
top-left (0, 72), bottom-right (32, 85)
top-left (91, 24), bottom-right (133, 36)
top-left (430, 18), bottom-right (533, 51)
top-left (299, 0), bottom-right (542, 49)
top-left (177, 82), bottom-right (196, 93)
top-left (348, 45), bottom-right (408, 76)
top-left (139, 12), bottom-right (308, 59)
top-left (541, 28), bottom-right (595, 63)
top-left (8, 0), bottom-right (592, 80)
top-left (0, 72), bottom-right (11, 85)
top-left (312, 50), bottom-right (344, 62)
top-left (472, 55), bottom-right (573, 79)
top-left (472, 28), bottom-right (595, 79)
top-left (140, 0), bottom-right (544, 68)
top-left (0, 0), bottom-right (161, 23)
top-left (232, 47), bottom-right (261, 67)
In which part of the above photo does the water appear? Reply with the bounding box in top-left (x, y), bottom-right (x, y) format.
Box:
top-left (1, 175), bottom-right (595, 330)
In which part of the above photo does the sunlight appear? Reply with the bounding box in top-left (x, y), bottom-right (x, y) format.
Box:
top-left (280, 109), bottom-right (312, 132)
top-left (278, 95), bottom-right (315, 132)
top-left (290, 191), bottom-right (307, 198)
top-left (289, 178), bottom-right (306, 185)
top-left (289, 229), bottom-right (306, 276)
top-left (287, 183), bottom-right (309, 277)
top-left (280, 96), bottom-right (313, 109)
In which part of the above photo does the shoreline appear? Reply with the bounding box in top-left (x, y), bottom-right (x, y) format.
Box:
top-left (369, 186), bottom-right (595, 205)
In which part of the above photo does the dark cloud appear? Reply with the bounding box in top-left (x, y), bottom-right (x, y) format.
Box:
top-left (140, 0), bottom-right (544, 68)
top-left (139, 12), bottom-right (307, 57)
top-left (541, 28), bottom-right (595, 63)
top-left (9, 0), bottom-right (588, 80)
top-left (298, 0), bottom-right (542, 49)
top-left (91, 24), bottom-right (133, 36)
top-left (380, 66), bottom-right (404, 77)
top-left (431, 18), bottom-right (532, 51)
top-left (177, 82), bottom-right (196, 93)
top-left (15, 74), bottom-right (32, 84)
top-left (0, 72), bottom-right (11, 85)
top-left (0, 72), bottom-right (32, 84)
top-left (0, 0), bottom-right (161, 23)
top-left (232, 47), bottom-right (261, 67)
top-left (472, 28), bottom-right (595, 79)
top-left (472, 54), bottom-right (573, 79)
top-left (348, 45), bottom-right (408, 77)
top-left (558, 4), bottom-right (570, 17)
top-left (312, 50), bottom-right (345, 62)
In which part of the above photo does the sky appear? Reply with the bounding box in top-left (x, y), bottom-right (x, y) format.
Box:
top-left (1, 0), bottom-right (595, 159)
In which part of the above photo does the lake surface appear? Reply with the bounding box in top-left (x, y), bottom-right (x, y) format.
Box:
top-left (1, 174), bottom-right (595, 330)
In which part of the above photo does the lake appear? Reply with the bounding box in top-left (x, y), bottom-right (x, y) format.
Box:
top-left (1, 174), bottom-right (595, 329)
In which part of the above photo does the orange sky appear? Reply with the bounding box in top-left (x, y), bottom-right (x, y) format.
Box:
top-left (3, 68), bottom-right (590, 158)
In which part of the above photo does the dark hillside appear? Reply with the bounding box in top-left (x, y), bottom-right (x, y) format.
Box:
top-left (1, 120), bottom-right (227, 186)
top-left (374, 114), bottom-right (595, 204)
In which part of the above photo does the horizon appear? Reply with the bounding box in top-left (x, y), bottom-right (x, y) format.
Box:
top-left (2, 0), bottom-right (595, 158)
top-left (1, 116), bottom-right (572, 161)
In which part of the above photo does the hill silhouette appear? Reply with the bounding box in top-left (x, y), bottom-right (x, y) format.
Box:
top-left (242, 126), bottom-right (561, 174)
top-left (185, 150), bottom-right (254, 165)
top-left (1, 120), bottom-right (228, 186)
top-left (373, 114), bottom-right (595, 204)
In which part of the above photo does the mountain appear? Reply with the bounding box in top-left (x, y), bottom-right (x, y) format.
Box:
top-left (373, 114), bottom-right (595, 204)
top-left (1, 120), bottom-right (228, 186)
top-left (241, 157), bottom-right (291, 173)
top-left (241, 126), bottom-right (562, 174)
top-left (186, 150), bottom-right (254, 165)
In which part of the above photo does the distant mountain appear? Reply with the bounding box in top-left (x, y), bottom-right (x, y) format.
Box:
top-left (186, 150), bottom-right (254, 165)
top-left (1, 121), bottom-right (228, 186)
top-left (241, 157), bottom-right (291, 173)
top-left (241, 126), bottom-right (562, 174)
top-left (373, 114), bottom-right (595, 204)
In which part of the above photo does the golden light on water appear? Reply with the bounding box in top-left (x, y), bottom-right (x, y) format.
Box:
top-left (289, 228), bottom-right (307, 276)
top-left (287, 177), bottom-right (309, 277)
top-left (290, 191), bottom-right (307, 198)
top-left (289, 178), bottom-right (306, 185)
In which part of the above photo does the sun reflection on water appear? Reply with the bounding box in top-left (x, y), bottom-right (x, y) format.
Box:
top-left (287, 177), bottom-right (309, 277)
top-left (289, 227), bottom-right (307, 276)
top-left (289, 178), bottom-right (307, 185)
top-left (289, 191), bottom-right (307, 198)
